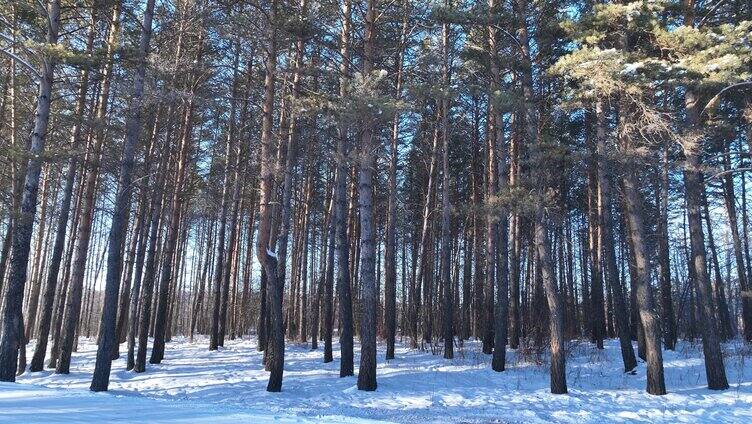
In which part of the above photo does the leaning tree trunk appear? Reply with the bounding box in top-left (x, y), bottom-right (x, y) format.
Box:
top-left (621, 169), bottom-right (666, 395)
top-left (682, 2), bottom-right (729, 390)
top-left (720, 145), bottom-right (752, 340)
top-left (703, 184), bottom-right (734, 341)
top-left (595, 100), bottom-right (636, 372)
top-left (29, 10), bottom-right (96, 372)
top-left (150, 22), bottom-right (205, 365)
top-left (134, 158), bottom-right (168, 373)
top-left (520, 0), bottom-right (565, 391)
top-left (534, 215), bottom-right (567, 395)
top-left (0, 0), bottom-right (61, 382)
top-left (57, 2), bottom-right (120, 375)
top-left (611, 23), bottom-right (660, 392)
top-left (90, 0), bottom-right (155, 392)
top-left (683, 88), bottom-right (729, 390)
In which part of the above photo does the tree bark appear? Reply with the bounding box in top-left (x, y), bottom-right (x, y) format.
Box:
top-left (657, 146), bottom-right (677, 350)
top-left (720, 145), bottom-right (752, 340)
top-left (682, 92), bottom-right (729, 390)
top-left (440, 2), bottom-right (453, 361)
top-left (335, 0), bottom-right (354, 378)
top-left (385, 0), bottom-right (408, 361)
top-left (621, 172), bottom-right (667, 395)
top-left (490, 0), bottom-right (509, 370)
top-left (28, 9), bottom-right (96, 371)
top-left (595, 101), bottom-right (636, 372)
top-left (57, 2), bottom-right (120, 375)
top-left (91, 0), bottom-right (155, 391)
top-left (357, 0), bottom-right (378, 392)
top-left (0, 0), bottom-right (61, 381)
top-left (257, 0), bottom-right (283, 392)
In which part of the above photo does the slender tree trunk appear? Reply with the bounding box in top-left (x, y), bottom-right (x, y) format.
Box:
top-left (210, 41), bottom-right (240, 351)
top-left (133, 135), bottom-right (169, 372)
top-left (490, 0), bottom-right (508, 370)
top-left (701, 184), bottom-right (732, 341)
top-left (682, 93), bottom-right (729, 389)
top-left (335, 0), bottom-right (354, 378)
top-left (586, 116), bottom-right (605, 348)
top-left (29, 10), bottom-right (96, 369)
top-left (657, 146), bottom-right (677, 350)
top-left (720, 147), bottom-right (752, 340)
top-left (126, 176), bottom-right (155, 369)
top-left (440, 3), bottom-right (453, 361)
top-left (385, 0), bottom-right (408, 361)
top-left (219, 110), bottom-right (243, 347)
top-left (518, 0), bottom-right (565, 391)
top-left (0, 0), bottom-right (61, 381)
top-left (682, 1), bottom-right (729, 390)
top-left (356, 0), bottom-right (378, 392)
top-left (595, 101), bottom-right (636, 372)
top-left (321, 187), bottom-right (335, 357)
top-left (621, 171), bottom-right (667, 395)
top-left (534, 217), bottom-right (567, 394)
top-left (23, 170), bottom-right (51, 342)
top-left (257, 0), bottom-right (283, 392)
top-left (90, 0), bottom-right (154, 391)
top-left (57, 3), bottom-right (120, 375)
top-left (151, 23), bottom-right (205, 365)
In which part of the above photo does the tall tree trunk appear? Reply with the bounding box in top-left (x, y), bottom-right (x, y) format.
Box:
top-left (490, 0), bottom-right (509, 370)
top-left (126, 166), bottom-right (156, 369)
top-left (28, 10), bottom-right (96, 372)
top-left (683, 96), bottom-right (729, 389)
top-left (23, 170), bottom-right (51, 342)
top-left (257, 0), bottom-right (283, 392)
top-left (440, 2), bottom-right (453, 361)
top-left (322, 187), bottom-right (335, 358)
top-left (682, 0), bottom-right (729, 391)
top-left (0, 0), bottom-right (61, 381)
top-left (621, 172), bottom-right (666, 395)
top-left (703, 185), bottom-right (734, 341)
top-left (219, 82), bottom-right (244, 348)
top-left (57, 3), bottom-right (120, 375)
top-left (335, 0), bottom-right (354, 378)
top-left (150, 20), bottom-right (205, 365)
top-left (586, 114), bottom-right (605, 348)
top-left (720, 146), bottom-right (752, 340)
top-left (135, 160), bottom-right (168, 372)
top-left (357, 0), bottom-right (378, 392)
top-left (210, 41), bottom-right (240, 351)
top-left (595, 101), bottom-right (636, 372)
top-left (657, 146), bottom-right (677, 350)
top-left (385, 0), bottom-right (408, 361)
top-left (534, 217), bottom-right (567, 394)
top-left (519, 0), bottom-right (565, 392)
top-left (91, 0), bottom-right (155, 391)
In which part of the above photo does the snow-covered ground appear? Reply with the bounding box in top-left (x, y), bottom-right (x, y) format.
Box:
top-left (4, 336), bottom-right (752, 423)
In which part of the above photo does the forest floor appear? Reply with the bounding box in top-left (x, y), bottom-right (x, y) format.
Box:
top-left (3, 335), bottom-right (752, 423)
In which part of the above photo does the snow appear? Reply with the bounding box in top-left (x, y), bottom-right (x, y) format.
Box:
top-left (0, 382), bottom-right (316, 423)
top-left (621, 62), bottom-right (644, 75)
top-left (4, 337), bottom-right (752, 423)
